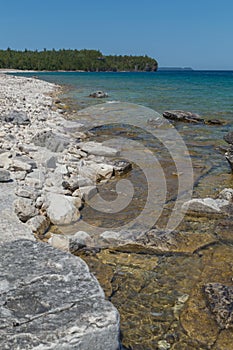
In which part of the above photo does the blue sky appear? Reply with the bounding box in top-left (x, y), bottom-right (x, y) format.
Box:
top-left (1, 0), bottom-right (233, 69)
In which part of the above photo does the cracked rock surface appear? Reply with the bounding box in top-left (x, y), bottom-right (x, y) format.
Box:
top-left (0, 239), bottom-right (120, 350)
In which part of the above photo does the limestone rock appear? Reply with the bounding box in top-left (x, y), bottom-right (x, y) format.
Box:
top-left (48, 233), bottom-right (70, 252)
top-left (108, 159), bottom-right (132, 176)
top-left (69, 231), bottom-right (93, 253)
top-left (0, 152), bottom-right (12, 169)
top-left (14, 197), bottom-right (39, 222)
top-left (0, 239), bottom-right (120, 350)
top-left (4, 110), bottom-right (30, 125)
top-left (89, 91), bottom-right (108, 98)
top-left (224, 131), bottom-right (233, 145)
top-left (218, 188), bottom-right (233, 202)
top-left (75, 185), bottom-right (97, 201)
top-left (45, 193), bottom-right (81, 225)
top-left (10, 159), bottom-right (32, 172)
top-left (182, 197), bottom-right (230, 216)
top-left (163, 110), bottom-right (204, 123)
top-left (15, 186), bottom-right (39, 200)
top-left (0, 169), bottom-right (11, 182)
top-left (80, 141), bottom-right (120, 157)
top-left (26, 215), bottom-right (50, 235)
top-left (31, 129), bottom-right (69, 152)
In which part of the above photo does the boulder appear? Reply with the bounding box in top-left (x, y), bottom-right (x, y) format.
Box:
top-left (26, 215), bottom-right (50, 235)
top-left (0, 169), bottom-right (11, 182)
top-left (0, 239), bottom-right (120, 350)
top-left (4, 110), bottom-right (30, 125)
top-left (14, 197), bottom-right (39, 222)
top-left (163, 110), bottom-right (204, 123)
top-left (45, 193), bottom-right (81, 225)
top-left (89, 91), bottom-right (108, 98)
top-left (31, 130), bottom-right (69, 152)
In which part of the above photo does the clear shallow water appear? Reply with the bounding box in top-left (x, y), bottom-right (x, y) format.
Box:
top-left (15, 70), bottom-right (233, 224)
top-left (14, 71), bottom-right (233, 349)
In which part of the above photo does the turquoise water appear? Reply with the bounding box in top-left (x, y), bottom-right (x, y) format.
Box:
top-left (15, 70), bottom-right (233, 118)
top-left (15, 71), bottom-right (233, 220)
top-left (12, 71), bottom-right (233, 349)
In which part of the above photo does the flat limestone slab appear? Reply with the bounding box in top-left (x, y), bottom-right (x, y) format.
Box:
top-left (0, 240), bottom-right (120, 350)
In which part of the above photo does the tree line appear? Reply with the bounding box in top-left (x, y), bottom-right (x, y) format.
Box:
top-left (0, 48), bottom-right (158, 72)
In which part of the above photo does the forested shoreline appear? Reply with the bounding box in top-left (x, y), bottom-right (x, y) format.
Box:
top-left (0, 48), bottom-right (158, 72)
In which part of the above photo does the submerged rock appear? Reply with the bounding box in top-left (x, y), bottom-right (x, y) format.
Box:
top-left (224, 131), bottom-right (233, 145)
top-left (0, 239), bottom-right (120, 350)
top-left (223, 132), bottom-right (233, 171)
top-left (204, 283), bottom-right (233, 329)
top-left (182, 188), bottom-right (233, 217)
top-left (107, 159), bottom-right (132, 176)
top-left (182, 197), bottom-right (230, 216)
top-left (163, 110), bottom-right (204, 123)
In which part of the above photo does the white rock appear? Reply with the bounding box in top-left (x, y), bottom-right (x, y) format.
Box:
top-left (10, 159), bottom-right (32, 172)
top-left (0, 152), bottom-right (12, 169)
top-left (218, 188), bottom-right (233, 202)
top-left (182, 197), bottom-right (230, 215)
top-left (14, 197), bottom-right (39, 222)
top-left (69, 231), bottom-right (93, 253)
top-left (74, 186), bottom-right (97, 201)
top-left (26, 215), bottom-right (50, 235)
top-left (45, 193), bottom-right (81, 225)
top-left (48, 234), bottom-right (70, 252)
top-left (15, 186), bottom-right (39, 200)
top-left (79, 141), bottom-right (120, 157)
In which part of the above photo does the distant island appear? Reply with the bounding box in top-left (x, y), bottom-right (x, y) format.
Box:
top-left (158, 67), bottom-right (193, 71)
top-left (0, 48), bottom-right (158, 72)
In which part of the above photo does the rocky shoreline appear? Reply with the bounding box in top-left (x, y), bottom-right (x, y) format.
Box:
top-left (1, 73), bottom-right (233, 349)
top-left (0, 73), bottom-right (123, 349)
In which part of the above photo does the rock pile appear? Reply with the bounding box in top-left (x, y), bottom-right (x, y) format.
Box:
top-left (0, 74), bottom-right (131, 243)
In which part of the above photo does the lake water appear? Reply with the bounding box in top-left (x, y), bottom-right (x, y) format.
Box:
top-left (14, 71), bottom-right (233, 349)
top-left (16, 70), bottom-right (233, 229)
